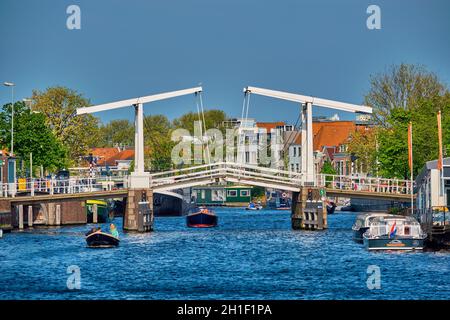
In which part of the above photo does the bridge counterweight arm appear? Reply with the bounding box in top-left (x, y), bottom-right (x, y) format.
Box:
top-left (244, 86), bottom-right (372, 114)
top-left (76, 86), bottom-right (203, 115)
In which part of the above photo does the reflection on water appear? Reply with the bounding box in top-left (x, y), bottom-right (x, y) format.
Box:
top-left (0, 208), bottom-right (449, 300)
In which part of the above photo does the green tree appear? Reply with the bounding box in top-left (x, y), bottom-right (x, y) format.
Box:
top-left (31, 86), bottom-right (100, 164)
top-left (359, 64), bottom-right (449, 179)
top-left (0, 102), bottom-right (68, 175)
top-left (143, 115), bottom-right (174, 171)
top-left (98, 119), bottom-right (134, 147)
top-left (173, 109), bottom-right (227, 133)
top-left (365, 63), bottom-right (446, 127)
top-left (377, 93), bottom-right (450, 179)
top-left (321, 160), bottom-right (337, 187)
top-left (347, 128), bottom-right (378, 175)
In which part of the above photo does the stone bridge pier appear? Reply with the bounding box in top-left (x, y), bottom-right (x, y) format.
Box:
top-left (124, 189), bottom-right (154, 232)
top-left (291, 187), bottom-right (327, 230)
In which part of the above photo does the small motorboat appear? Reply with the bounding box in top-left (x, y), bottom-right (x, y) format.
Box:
top-left (186, 207), bottom-right (218, 228)
top-left (85, 228), bottom-right (120, 248)
top-left (352, 212), bottom-right (394, 243)
top-left (363, 215), bottom-right (426, 250)
top-left (276, 202), bottom-right (291, 210)
top-left (246, 202), bottom-right (263, 210)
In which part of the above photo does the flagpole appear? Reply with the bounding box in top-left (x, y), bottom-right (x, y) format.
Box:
top-left (408, 122), bottom-right (414, 215)
top-left (437, 110), bottom-right (444, 198)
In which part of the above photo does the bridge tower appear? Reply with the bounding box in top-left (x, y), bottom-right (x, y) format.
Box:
top-left (77, 87), bottom-right (202, 232)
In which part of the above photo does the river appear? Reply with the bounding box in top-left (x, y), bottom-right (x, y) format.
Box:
top-left (0, 208), bottom-right (449, 299)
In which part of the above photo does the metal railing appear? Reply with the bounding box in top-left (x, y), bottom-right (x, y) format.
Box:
top-left (0, 162), bottom-right (414, 198)
top-left (0, 176), bottom-right (122, 198)
top-left (316, 174), bottom-right (413, 195)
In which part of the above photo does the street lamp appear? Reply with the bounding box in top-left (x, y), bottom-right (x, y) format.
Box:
top-left (3, 82), bottom-right (15, 155)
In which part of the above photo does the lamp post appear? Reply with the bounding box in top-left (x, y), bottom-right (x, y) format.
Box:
top-left (3, 82), bottom-right (15, 155)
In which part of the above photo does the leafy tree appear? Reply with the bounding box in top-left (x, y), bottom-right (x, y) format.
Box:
top-left (143, 115), bottom-right (174, 171)
top-left (0, 101), bottom-right (68, 175)
top-left (98, 119), bottom-right (134, 147)
top-left (30, 86), bottom-right (100, 164)
top-left (321, 160), bottom-right (337, 187)
top-left (353, 64), bottom-right (449, 179)
top-left (365, 63), bottom-right (446, 127)
top-left (377, 93), bottom-right (450, 179)
top-left (347, 128), bottom-right (378, 175)
top-left (173, 109), bottom-right (227, 134)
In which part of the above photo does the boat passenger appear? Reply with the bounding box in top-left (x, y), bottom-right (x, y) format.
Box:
top-left (85, 226), bottom-right (101, 236)
top-left (109, 224), bottom-right (119, 238)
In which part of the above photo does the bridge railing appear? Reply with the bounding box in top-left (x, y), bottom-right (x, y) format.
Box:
top-left (316, 174), bottom-right (413, 195)
top-left (0, 176), bottom-right (122, 198)
top-left (150, 162), bottom-right (306, 190)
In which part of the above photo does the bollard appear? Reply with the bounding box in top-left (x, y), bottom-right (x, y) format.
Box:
top-left (93, 203), bottom-right (98, 224)
top-left (28, 206), bottom-right (33, 227)
top-left (56, 205), bottom-right (61, 225)
top-left (18, 205), bottom-right (24, 230)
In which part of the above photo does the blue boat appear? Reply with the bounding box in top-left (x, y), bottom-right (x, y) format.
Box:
top-left (186, 207), bottom-right (218, 228)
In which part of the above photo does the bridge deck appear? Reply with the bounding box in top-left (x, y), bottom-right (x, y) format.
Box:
top-left (0, 162), bottom-right (414, 204)
top-left (4, 189), bottom-right (128, 205)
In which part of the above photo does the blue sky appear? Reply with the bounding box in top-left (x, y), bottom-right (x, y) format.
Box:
top-left (0, 0), bottom-right (449, 125)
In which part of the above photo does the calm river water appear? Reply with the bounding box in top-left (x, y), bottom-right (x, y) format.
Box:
top-left (0, 208), bottom-right (449, 300)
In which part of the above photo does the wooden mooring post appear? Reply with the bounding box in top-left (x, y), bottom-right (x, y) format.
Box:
top-left (291, 187), bottom-right (327, 230)
top-left (28, 205), bottom-right (33, 227)
top-left (92, 203), bottom-right (98, 224)
top-left (18, 205), bottom-right (24, 230)
top-left (124, 189), bottom-right (153, 232)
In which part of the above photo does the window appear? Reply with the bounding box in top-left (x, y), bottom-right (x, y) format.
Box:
top-left (296, 164), bottom-right (299, 172)
top-left (404, 226), bottom-right (410, 235)
top-left (201, 190), bottom-right (205, 200)
top-left (245, 151), bottom-right (250, 163)
top-left (240, 190), bottom-right (250, 197)
top-left (227, 190), bottom-right (237, 197)
top-left (291, 164), bottom-right (294, 172)
top-left (293, 147), bottom-right (297, 157)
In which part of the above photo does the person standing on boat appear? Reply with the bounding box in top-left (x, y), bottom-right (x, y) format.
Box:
top-left (109, 224), bottom-right (119, 238)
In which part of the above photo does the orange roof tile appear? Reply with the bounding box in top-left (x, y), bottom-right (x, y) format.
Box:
top-left (105, 149), bottom-right (135, 166)
top-left (312, 122), bottom-right (357, 151)
top-left (256, 122), bottom-right (285, 132)
top-left (90, 147), bottom-right (121, 160)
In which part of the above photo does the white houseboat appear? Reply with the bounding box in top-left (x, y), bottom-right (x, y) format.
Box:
top-left (415, 157), bottom-right (450, 248)
top-left (363, 215), bottom-right (426, 250)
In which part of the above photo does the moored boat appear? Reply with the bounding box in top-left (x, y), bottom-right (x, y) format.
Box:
top-left (276, 202), bottom-right (291, 210)
top-left (85, 229), bottom-right (120, 248)
top-left (352, 212), bottom-right (394, 243)
top-left (246, 202), bottom-right (263, 210)
top-left (363, 215), bottom-right (426, 250)
top-left (186, 207), bottom-right (218, 228)
top-left (326, 201), bottom-right (337, 215)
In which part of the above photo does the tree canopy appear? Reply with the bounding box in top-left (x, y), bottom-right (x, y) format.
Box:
top-left (0, 101), bottom-right (68, 175)
top-left (97, 119), bottom-right (134, 148)
top-left (31, 86), bottom-right (100, 164)
top-left (354, 64), bottom-right (450, 179)
top-left (365, 64), bottom-right (446, 128)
